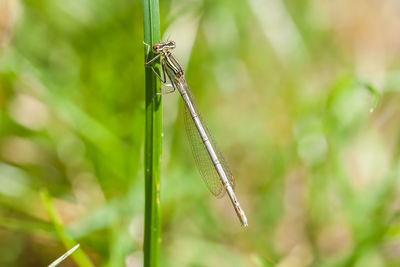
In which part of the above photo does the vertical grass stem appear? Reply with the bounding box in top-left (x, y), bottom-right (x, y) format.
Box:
top-left (142, 0), bottom-right (162, 266)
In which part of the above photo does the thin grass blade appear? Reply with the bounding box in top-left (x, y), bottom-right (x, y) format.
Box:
top-left (48, 244), bottom-right (80, 267)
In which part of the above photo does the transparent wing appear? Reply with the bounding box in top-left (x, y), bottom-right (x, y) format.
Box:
top-left (179, 78), bottom-right (235, 198)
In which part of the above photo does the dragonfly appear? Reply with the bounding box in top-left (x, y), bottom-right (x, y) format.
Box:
top-left (144, 40), bottom-right (248, 227)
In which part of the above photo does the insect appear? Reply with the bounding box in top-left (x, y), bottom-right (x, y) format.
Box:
top-left (145, 40), bottom-right (248, 227)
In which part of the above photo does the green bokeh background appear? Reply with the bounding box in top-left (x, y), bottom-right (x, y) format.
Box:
top-left (1, 0), bottom-right (400, 266)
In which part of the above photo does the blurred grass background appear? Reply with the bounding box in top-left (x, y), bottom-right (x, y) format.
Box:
top-left (1, 0), bottom-right (400, 266)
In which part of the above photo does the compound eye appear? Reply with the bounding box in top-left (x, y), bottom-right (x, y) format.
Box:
top-left (153, 44), bottom-right (159, 52)
top-left (170, 41), bottom-right (176, 48)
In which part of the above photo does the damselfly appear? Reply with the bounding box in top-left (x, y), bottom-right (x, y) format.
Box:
top-left (144, 40), bottom-right (248, 227)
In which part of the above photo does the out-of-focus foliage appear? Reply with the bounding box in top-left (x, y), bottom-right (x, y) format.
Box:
top-left (1, 0), bottom-right (400, 266)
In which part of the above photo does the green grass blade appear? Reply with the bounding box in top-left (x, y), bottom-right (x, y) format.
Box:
top-left (142, 0), bottom-right (162, 267)
top-left (40, 189), bottom-right (94, 267)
